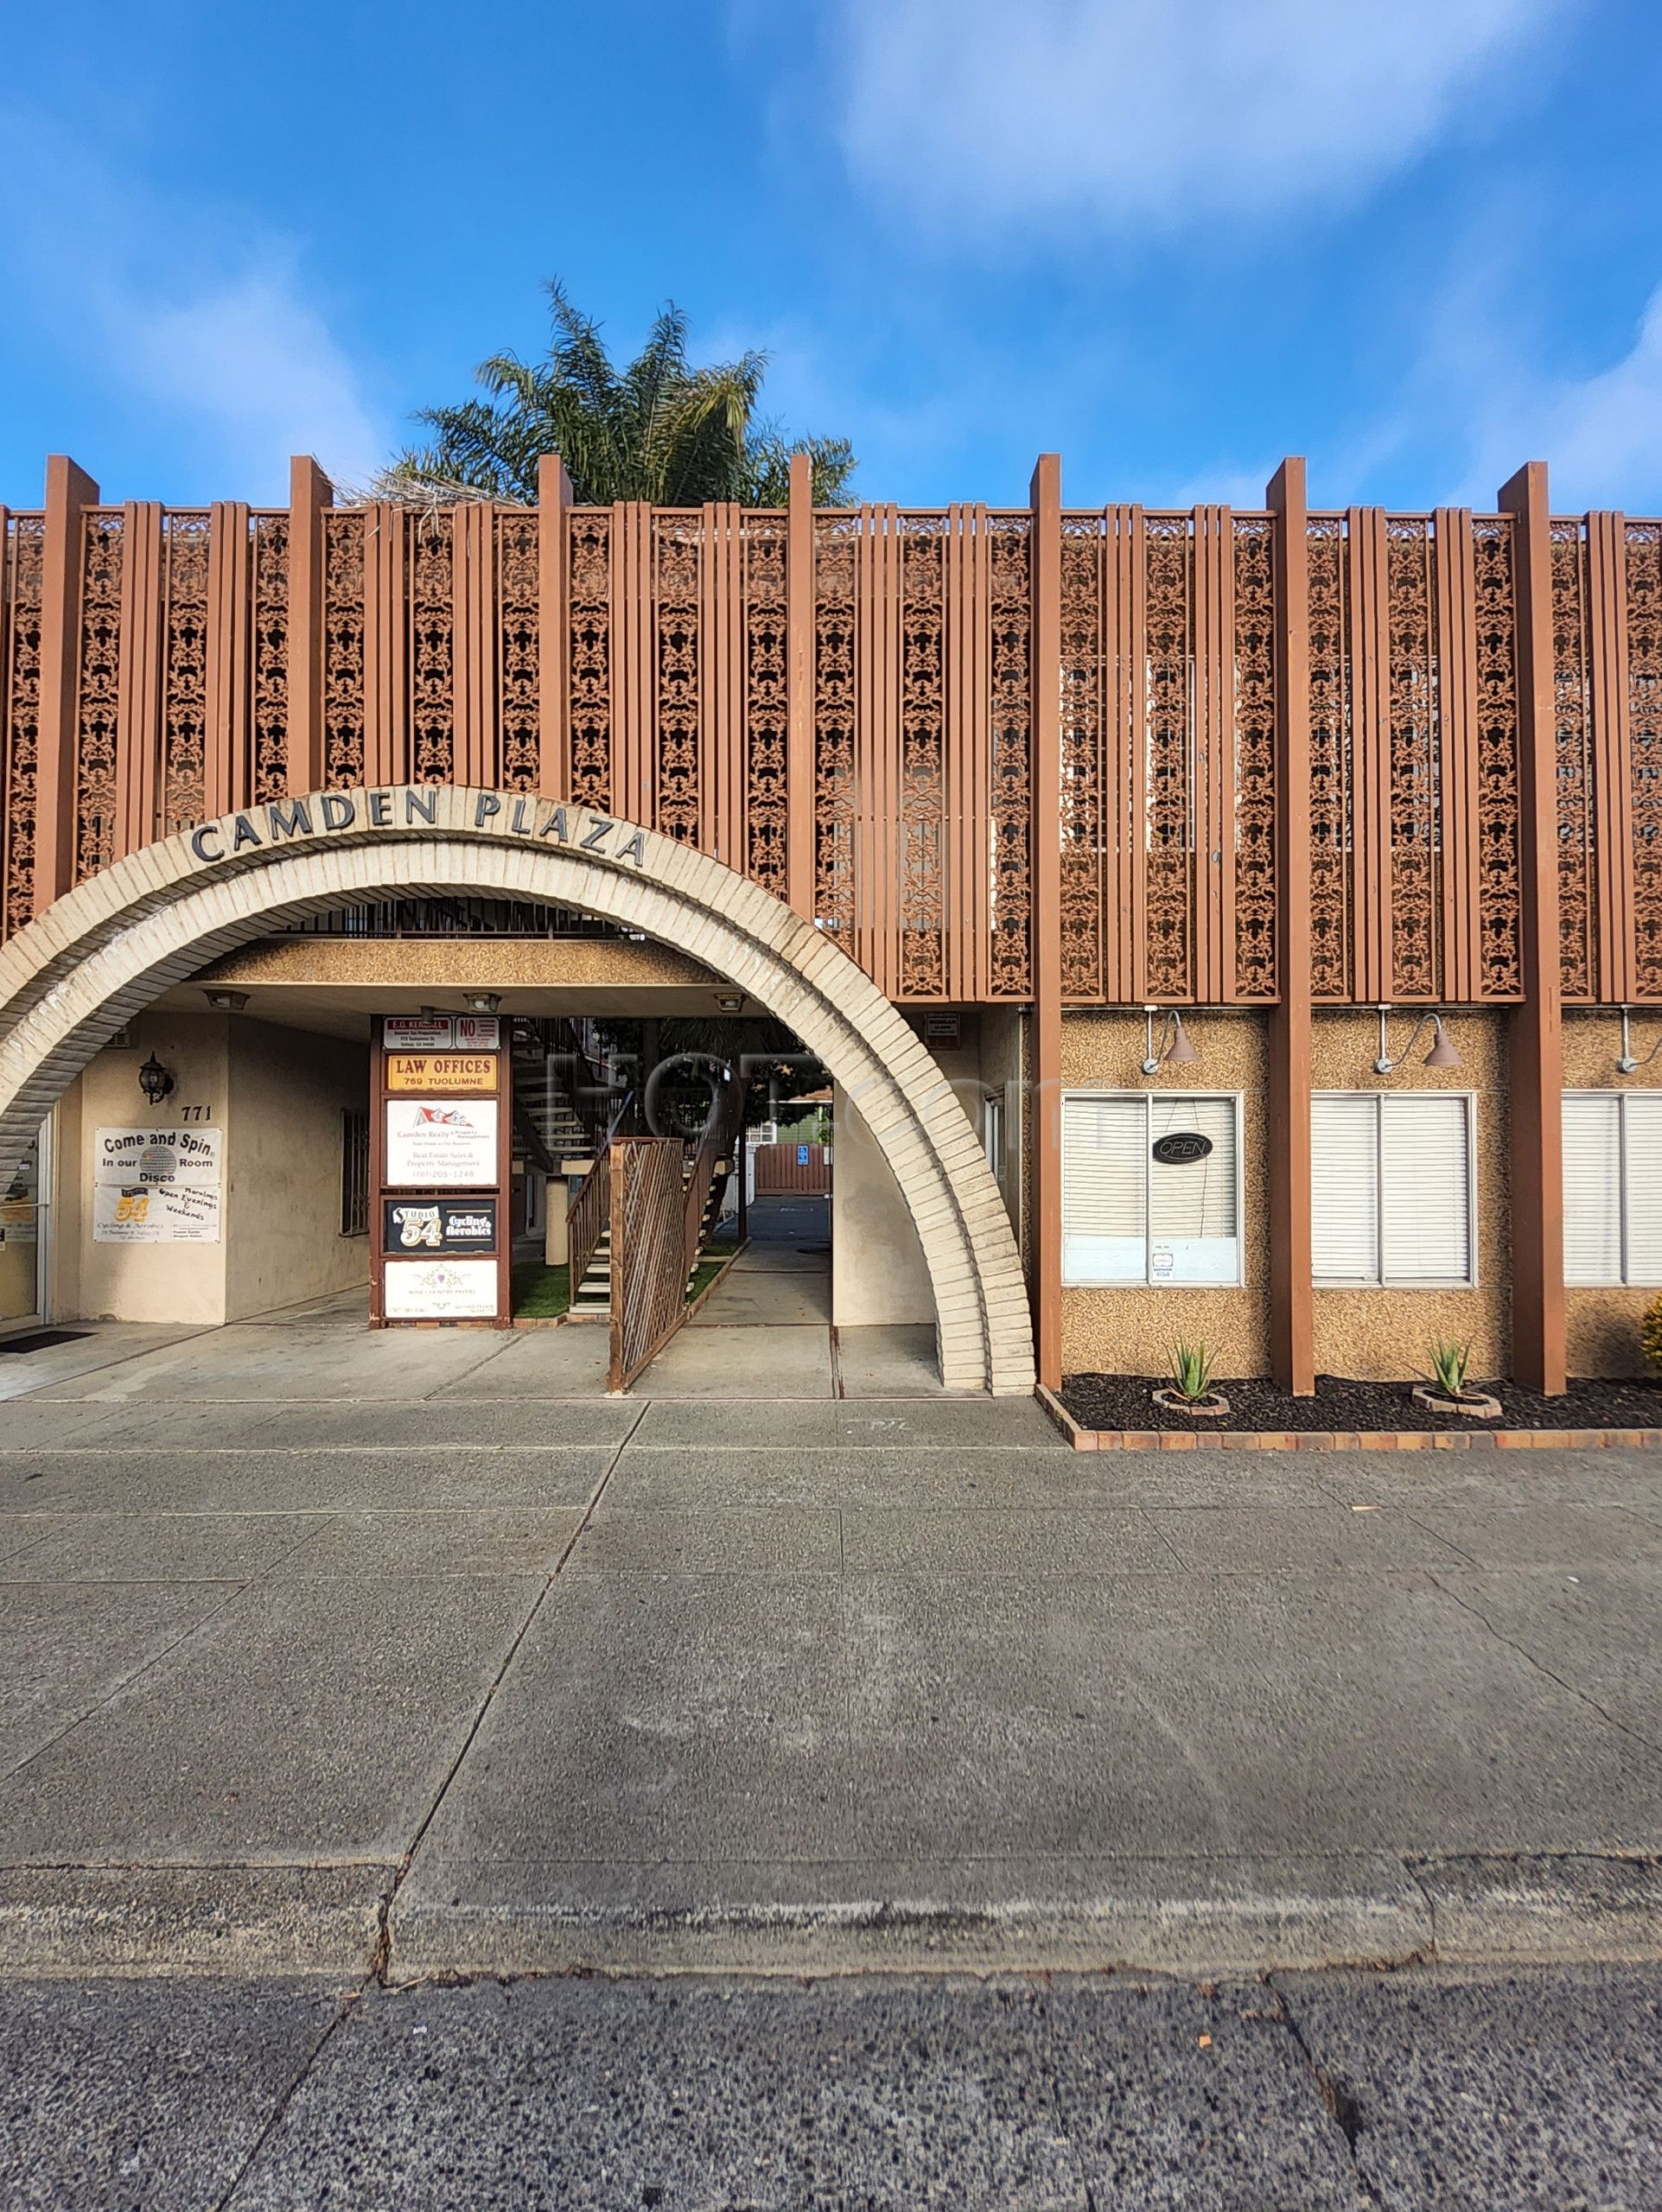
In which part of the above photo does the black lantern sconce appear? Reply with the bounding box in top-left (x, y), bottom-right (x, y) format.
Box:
top-left (137, 1053), bottom-right (175, 1105)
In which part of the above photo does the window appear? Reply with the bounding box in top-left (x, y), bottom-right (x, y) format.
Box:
top-left (341, 1107), bottom-right (370, 1237)
top-left (1311, 1092), bottom-right (1474, 1287)
top-left (1062, 1093), bottom-right (1241, 1285)
top-left (1563, 1091), bottom-right (1662, 1286)
top-left (982, 1093), bottom-right (1003, 1173)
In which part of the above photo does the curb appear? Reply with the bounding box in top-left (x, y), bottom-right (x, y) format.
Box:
top-left (1035, 1386), bottom-right (1662, 1454)
top-left (4, 1855), bottom-right (1658, 1981)
top-left (0, 1865), bottom-right (391, 1979)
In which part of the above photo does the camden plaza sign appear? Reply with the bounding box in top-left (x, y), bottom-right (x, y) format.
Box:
top-left (187, 788), bottom-right (652, 873)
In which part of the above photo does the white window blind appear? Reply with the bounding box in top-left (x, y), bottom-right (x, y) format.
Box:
top-left (1310, 1094), bottom-right (1379, 1286)
top-left (1313, 1092), bottom-right (1473, 1287)
top-left (1148, 1095), bottom-right (1239, 1283)
top-left (1062, 1096), bottom-right (1144, 1283)
top-left (1626, 1096), bottom-right (1662, 1284)
top-left (1062, 1094), bottom-right (1240, 1286)
top-left (1563, 1093), bottom-right (1622, 1286)
top-left (1381, 1095), bottom-right (1470, 1284)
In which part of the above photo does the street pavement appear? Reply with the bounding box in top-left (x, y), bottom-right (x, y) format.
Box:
top-left (5, 1961), bottom-right (1661, 2209)
top-left (1, 1321), bottom-right (1662, 1976)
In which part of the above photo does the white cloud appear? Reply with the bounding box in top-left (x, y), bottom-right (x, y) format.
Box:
top-left (111, 267), bottom-right (385, 494)
top-left (1517, 286), bottom-right (1662, 508)
top-left (0, 113), bottom-right (386, 498)
top-left (835, 0), bottom-right (1573, 236)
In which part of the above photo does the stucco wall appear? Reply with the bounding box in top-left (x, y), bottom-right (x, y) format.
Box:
top-left (53, 1012), bottom-right (368, 1326)
top-left (224, 1019), bottom-right (370, 1320)
top-left (1059, 1009), bottom-right (1270, 1381)
top-left (55, 1014), bottom-right (232, 1325)
top-left (1309, 1007), bottom-right (1510, 1384)
top-left (831, 1013), bottom-right (1021, 1329)
top-left (1562, 1006), bottom-right (1662, 1377)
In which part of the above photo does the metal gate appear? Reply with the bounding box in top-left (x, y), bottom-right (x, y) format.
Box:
top-left (608, 1136), bottom-right (687, 1392)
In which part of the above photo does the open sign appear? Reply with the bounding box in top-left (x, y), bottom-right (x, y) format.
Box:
top-left (1152, 1131), bottom-right (1213, 1166)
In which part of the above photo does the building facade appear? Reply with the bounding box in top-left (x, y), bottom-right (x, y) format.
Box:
top-left (0, 449), bottom-right (1658, 1395)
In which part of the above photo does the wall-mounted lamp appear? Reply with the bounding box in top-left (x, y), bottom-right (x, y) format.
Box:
top-left (715, 993), bottom-right (744, 1014)
top-left (137, 1053), bottom-right (175, 1105)
top-left (1141, 1004), bottom-right (1200, 1077)
top-left (203, 989), bottom-right (248, 1013)
top-left (1374, 1004), bottom-right (1461, 1075)
top-left (464, 991), bottom-right (501, 1016)
top-left (1617, 1006), bottom-right (1662, 1075)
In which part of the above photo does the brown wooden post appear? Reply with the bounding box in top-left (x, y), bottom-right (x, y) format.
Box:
top-left (786, 449), bottom-right (815, 918)
top-left (1267, 460), bottom-right (1315, 1394)
top-left (286, 457), bottom-right (331, 796)
top-left (537, 454), bottom-right (573, 797)
top-left (1029, 454), bottom-right (1064, 1393)
top-left (34, 455), bottom-right (98, 913)
top-left (1499, 461), bottom-right (1566, 1394)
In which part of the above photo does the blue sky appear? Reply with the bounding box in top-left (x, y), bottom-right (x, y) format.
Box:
top-left (2, 0), bottom-right (1659, 512)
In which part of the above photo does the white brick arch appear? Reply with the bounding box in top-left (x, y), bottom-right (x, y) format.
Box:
top-left (0, 788), bottom-right (1034, 1395)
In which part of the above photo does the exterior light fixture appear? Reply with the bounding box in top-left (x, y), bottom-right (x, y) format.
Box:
top-left (1142, 1004), bottom-right (1200, 1076)
top-left (137, 1053), bottom-right (175, 1105)
top-left (1617, 1006), bottom-right (1662, 1076)
top-left (203, 989), bottom-right (248, 1012)
top-left (715, 993), bottom-right (744, 1014)
top-left (1374, 1004), bottom-right (1461, 1075)
top-left (464, 992), bottom-right (501, 1016)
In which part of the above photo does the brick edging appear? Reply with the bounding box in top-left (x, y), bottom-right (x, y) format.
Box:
top-left (1034, 1386), bottom-right (1662, 1453)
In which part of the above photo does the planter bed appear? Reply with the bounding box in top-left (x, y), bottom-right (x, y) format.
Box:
top-left (1057, 1370), bottom-right (1662, 1442)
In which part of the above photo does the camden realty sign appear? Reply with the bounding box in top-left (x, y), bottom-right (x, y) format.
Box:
top-left (186, 789), bottom-right (651, 872)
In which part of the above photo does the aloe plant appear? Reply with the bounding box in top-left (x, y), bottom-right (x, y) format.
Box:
top-left (1426, 1338), bottom-right (1472, 1399)
top-left (1167, 1338), bottom-right (1220, 1404)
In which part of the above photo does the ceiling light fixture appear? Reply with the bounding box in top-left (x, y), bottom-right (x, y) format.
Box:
top-left (464, 992), bottom-right (500, 1016)
top-left (203, 989), bottom-right (248, 1012)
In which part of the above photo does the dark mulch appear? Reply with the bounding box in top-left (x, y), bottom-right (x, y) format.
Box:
top-left (1061, 1370), bottom-right (1662, 1433)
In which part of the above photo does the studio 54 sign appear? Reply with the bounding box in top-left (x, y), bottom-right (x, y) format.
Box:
top-left (92, 1127), bottom-right (222, 1243)
top-left (384, 1099), bottom-right (499, 1187)
top-left (384, 1198), bottom-right (498, 1254)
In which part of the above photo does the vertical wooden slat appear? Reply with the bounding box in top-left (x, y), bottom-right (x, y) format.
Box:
top-left (285, 458), bottom-right (330, 797)
top-left (1111, 506), bottom-right (1146, 1003)
top-left (1586, 510), bottom-right (1635, 1002)
top-left (1434, 509), bottom-right (1479, 1003)
top-left (1347, 508), bottom-right (1391, 1001)
top-left (537, 454), bottom-right (572, 798)
top-left (116, 500), bottom-right (163, 857)
top-left (786, 454), bottom-right (815, 915)
top-left (33, 455), bottom-right (98, 913)
top-left (1030, 455), bottom-right (1064, 1395)
top-left (1194, 505), bottom-right (1233, 1000)
top-left (205, 501), bottom-right (250, 818)
top-left (453, 500), bottom-right (496, 788)
top-left (1500, 461), bottom-right (1566, 1395)
top-left (363, 501), bottom-right (405, 786)
top-left (1268, 461), bottom-right (1314, 1395)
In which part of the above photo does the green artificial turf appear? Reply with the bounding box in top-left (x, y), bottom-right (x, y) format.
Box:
top-left (511, 1262), bottom-right (571, 1319)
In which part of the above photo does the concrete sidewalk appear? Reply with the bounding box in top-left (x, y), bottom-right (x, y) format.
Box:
top-left (1, 1323), bottom-right (1660, 1977)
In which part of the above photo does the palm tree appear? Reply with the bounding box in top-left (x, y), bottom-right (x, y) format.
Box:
top-left (382, 281), bottom-right (856, 507)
